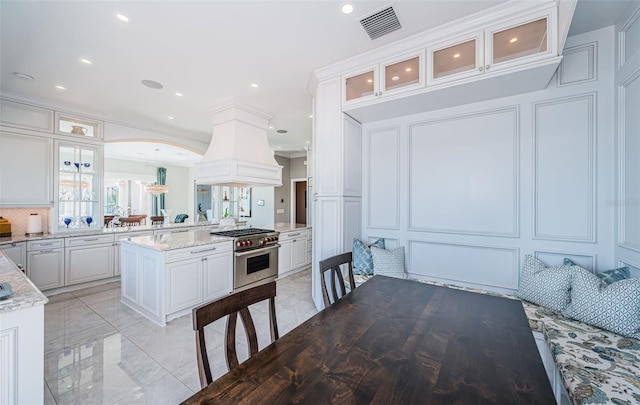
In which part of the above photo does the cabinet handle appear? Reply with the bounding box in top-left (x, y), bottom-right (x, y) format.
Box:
top-left (40, 242), bottom-right (54, 246)
top-left (478, 66), bottom-right (483, 72)
top-left (485, 65), bottom-right (490, 70)
top-left (287, 233), bottom-right (301, 237)
top-left (374, 92), bottom-right (379, 97)
top-left (11, 242), bottom-right (17, 246)
top-left (83, 238), bottom-right (99, 242)
top-left (172, 229), bottom-right (189, 233)
top-left (39, 249), bottom-right (53, 253)
top-left (191, 247), bottom-right (216, 254)
top-left (379, 91), bottom-right (383, 96)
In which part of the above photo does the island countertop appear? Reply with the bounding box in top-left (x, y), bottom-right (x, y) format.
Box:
top-left (274, 222), bottom-right (311, 233)
top-left (121, 229), bottom-right (233, 251)
top-left (0, 251), bottom-right (48, 313)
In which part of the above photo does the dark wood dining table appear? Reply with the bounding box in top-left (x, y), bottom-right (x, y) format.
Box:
top-left (181, 275), bottom-right (555, 404)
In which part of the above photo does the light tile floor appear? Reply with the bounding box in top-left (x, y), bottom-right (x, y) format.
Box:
top-left (43, 269), bottom-right (317, 405)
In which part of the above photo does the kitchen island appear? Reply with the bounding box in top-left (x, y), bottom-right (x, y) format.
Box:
top-left (119, 230), bottom-right (233, 326)
top-left (0, 251), bottom-right (48, 404)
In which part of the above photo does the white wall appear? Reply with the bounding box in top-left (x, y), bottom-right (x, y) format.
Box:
top-left (361, 27), bottom-right (615, 293)
top-left (244, 187), bottom-right (275, 229)
top-left (274, 155), bottom-right (291, 222)
top-left (615, 4), bottom-right (640, 277)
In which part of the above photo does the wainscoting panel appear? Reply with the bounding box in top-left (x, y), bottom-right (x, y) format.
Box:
top-left (343, 116), bottom-right (362, 197)
top-left (367, 236), bottom-right (399, 249)
top-left (534, 250), bottom-right (596, 272)
top-left (533, 93), bottom-right (595, 242)
top-left (366, 126), bottom-right (400, 229)
top-left (408, 240), bottom-right (519, 290)
top-left (620, 7), bottom-right (640, 68)
top-left (618, 259), bottom-right (640, 278)
top-left (620, 71), bottom-right (640, 251)
top-left (558, 42), bottom-right (597, 86)
top-left (343, 198), bottom-right (362, 252)
top-left (408, 107), bottom-right (519, 237)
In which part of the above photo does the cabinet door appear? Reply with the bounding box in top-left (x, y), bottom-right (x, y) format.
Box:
top-left (292, 238), bottom-right (307, 269)
top-left (166, 257), bottom-right (202, 313)
top-left (278, 240), bottom-right (293, 275)
top-left (0, 132), bottom-right (53, 206)
top-left (484, 7), bottom-right (556, 72)
top-left (380, 51), bottom-right (425, 96)
top-left (342, 66), bottom-right (378, 106)
top-left (65, 243), bottom-right (113, 285)
top-left (0, 242), bottom-right (26, 271)
top-left (27, 249), bottom-right (64, 290)
top-left (120, 248), bottom-right (139, 304)
top-left (203, 252), bottom-right (233, 301)
top-left (427, 32), bottom-right (483, 85)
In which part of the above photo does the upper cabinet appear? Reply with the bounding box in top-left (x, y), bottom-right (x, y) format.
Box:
top-left (333, 2), bottom-right (560, 119)
top-left (342, 51), bottom-right (425, 107)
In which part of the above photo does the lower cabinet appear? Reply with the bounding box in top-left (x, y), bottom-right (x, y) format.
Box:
top-left (65, 234), bottom-right (114, 285)
top-left (0, 241), bottom-right (26, 272)
top-left (114, 231), bottom-right (153, 276)
top-left (26, 239), bottom-right (65, 290)
top-left (120, 240), bottom-right (233, 326)
top-left (278, 229), bottom-right (312, 277)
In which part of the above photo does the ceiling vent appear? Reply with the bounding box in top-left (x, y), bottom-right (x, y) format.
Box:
top-left (360, 6), bottom-right (401, 40)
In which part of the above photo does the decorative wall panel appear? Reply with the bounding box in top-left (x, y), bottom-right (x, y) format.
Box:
top-left (408, 240), bottom-right (519, 290)
top-left (367, 126), bottom-right (400, 229)
top-left (408, 107), bottom-right (519, 237)
top-left (558, 42), bottom-right (597, 86)
top-left (620, 8), bottom-right (640, 67)
top-left (533, 93), bottom-right (595, 242)
top-left (619, 72), bottom-right (640, 251)
top-left (534, 250), bottom-right (596, 272)
top-left (0, 328), bottom-right (17, 405)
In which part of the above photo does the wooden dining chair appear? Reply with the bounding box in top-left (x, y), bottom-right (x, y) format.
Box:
top-left (319, 252), bottom-right (356, 306)
top-left (192, 281), bottom-right (279, 388)
top-left (150, 215), bottom-right (164, 225)
top-left (118, 216), bottom-right (143, 226)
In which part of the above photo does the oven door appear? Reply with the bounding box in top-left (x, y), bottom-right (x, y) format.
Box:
top-left (234, 245), bottom-right (279, 290)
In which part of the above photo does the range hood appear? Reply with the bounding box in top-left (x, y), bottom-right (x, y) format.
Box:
top-left (196, 99), bottom-right (283, 187)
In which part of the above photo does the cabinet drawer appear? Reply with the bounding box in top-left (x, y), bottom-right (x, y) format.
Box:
top-left (66, 234), bottom-right (114, 246)
top-left (165, 242), bottom-right (232, 263)
top-left (117, 231), bottom-right (154, 241)
top-left (279, 229), bottom-right (309, 241)
top-left (27, 239), bottom-right (64, 251)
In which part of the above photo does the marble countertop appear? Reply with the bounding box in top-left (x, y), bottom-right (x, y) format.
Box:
top-left (274, 223), bottom-right (311, 233)
top-left (0, 251), bottom-right (48, 313)
top-left (0, 220), bottom-right (246, 246)
top-left (121, 230), bottom-right (233, 251)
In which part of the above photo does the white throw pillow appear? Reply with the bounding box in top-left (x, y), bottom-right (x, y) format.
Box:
top-left (371, 246), bottom-right (407, 279)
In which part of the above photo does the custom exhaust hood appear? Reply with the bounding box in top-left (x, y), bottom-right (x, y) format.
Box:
top-left (196, 99), bottom-right (283, 187)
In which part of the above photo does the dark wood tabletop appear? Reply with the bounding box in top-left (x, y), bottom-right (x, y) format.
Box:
top-left (181, 275), bottom-right (555, 405)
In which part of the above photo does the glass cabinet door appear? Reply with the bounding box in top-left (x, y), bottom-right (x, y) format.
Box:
top-left (486, 12), bottom-right (553, 70)
top-left (381, 54), bottom-right (423, 94)
top-left (56, 143), bottom-right (102, 231)
top-left (343, 68), bottom-right (377, 104)
top-left (427, 33), bottom-right (483, 85)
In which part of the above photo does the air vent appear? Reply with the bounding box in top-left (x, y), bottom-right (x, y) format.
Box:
top-left (360, 6), bottom-right (401, 40)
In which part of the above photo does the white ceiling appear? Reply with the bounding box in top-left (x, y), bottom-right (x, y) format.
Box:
top-left (1, 0), bottom-right (633, 165)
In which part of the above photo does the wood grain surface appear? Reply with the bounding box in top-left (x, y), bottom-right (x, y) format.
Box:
top-left (181, 275), bottom-right (555, 405)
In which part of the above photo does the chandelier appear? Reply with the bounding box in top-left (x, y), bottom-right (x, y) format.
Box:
top-left (145, 184), bottom-right (169, 195)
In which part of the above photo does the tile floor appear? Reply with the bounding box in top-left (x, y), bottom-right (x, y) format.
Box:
top-left (42, 269), bottom-right (317, 404)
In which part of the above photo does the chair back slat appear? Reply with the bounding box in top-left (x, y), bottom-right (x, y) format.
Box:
top-left (192, 281), bottom-right (278, 388)
top-left (319, 252), bottom-right (355, 306)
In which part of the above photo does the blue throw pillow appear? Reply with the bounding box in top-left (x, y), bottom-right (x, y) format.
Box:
top-left (563, 258), bottom-right (630, 284)
top-left (562, 267), bottom-right (640, 339)
top-left (353, 238), bottom-right (384, 275)
top-left (516, 255), bottom-right (574, 312)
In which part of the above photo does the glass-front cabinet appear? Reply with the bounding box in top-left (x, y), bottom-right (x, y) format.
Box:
top-left (54, 142), bottom-right (103, 231)
top-left (194, 185), bottom-right (252, 221)
top-left (427, 32), bottom-right (483, 85)
top-left (343, 67), bottom-right (378, 105)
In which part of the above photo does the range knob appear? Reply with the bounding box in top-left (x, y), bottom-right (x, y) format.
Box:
top-left (247, 240), bottom-right (253, 246)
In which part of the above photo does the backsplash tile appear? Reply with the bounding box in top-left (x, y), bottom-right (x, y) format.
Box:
top-left (0, 208), bottom-right (50, 235)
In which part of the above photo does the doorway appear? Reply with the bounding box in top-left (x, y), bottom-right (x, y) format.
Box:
top-left (291, 178), bottom-right (307, 225)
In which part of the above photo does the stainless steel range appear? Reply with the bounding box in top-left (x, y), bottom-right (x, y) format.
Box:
top-left (210, 228), bottom-right (279, 290)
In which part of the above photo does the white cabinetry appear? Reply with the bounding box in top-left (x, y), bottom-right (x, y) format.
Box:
top-left (278, 229), bottom-right (311, 277)
top-left (120, 239), bottom-right (233, 326)
top-left (0, 132), bottom-right (53, 207)
top-left (0, 242), bottom-right (26, 271)
top-left (0, 98), bottom-right (54, 132)
top-left (27, 239), bottom-right (64, 290)
top-left (65, 234), bottom-right (114, 285)
top-left (114, 231), bottom-right (153, 276)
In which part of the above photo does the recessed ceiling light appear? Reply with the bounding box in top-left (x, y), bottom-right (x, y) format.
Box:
top-left (55, 85), bottom-right (66, 90)
top-left (276, 129), bottom-right (288, 134)
top-left (168, 116), bottom-right (174, 120)
top-left (510, 37), bottom-right (518, 43)
top-left (175, 92), bottom-right (183, 97)
top-left (80, 58), bottom-right (92, 65)
top-left (367, 79), bottom-right (373, 83)
top-left (391, 76), bottom-right (399, 81)
top-left (13, 72), bottom-right (35, 81)
top-left (309, 114), bottom-right (313, 118)
top-left (405, 67), bottom-right (412, 72)
top-left (141, 79), bottom-right (163, 89)
top-left (453, 53), bottom-right (461, 58)
top-left (250, 83), bottom-right (259, 88)
top-left (341, 3), bottom-right (354, 14)
top-left (116, 13), bottom-right (129, 22)
top-left (268, 125), bottom-right (274, 129)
